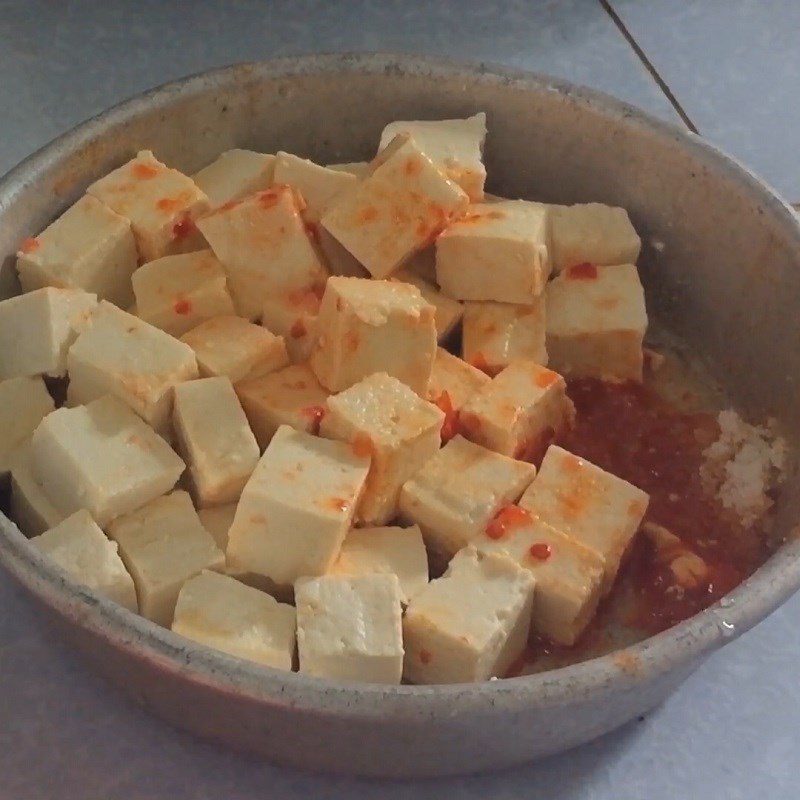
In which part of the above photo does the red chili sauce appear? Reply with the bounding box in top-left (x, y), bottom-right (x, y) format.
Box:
top-left (511, 378), bottom-right (769, 675)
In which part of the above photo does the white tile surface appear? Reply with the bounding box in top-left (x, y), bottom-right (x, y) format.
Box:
top-left (611, 0), bottom-right (800, 199)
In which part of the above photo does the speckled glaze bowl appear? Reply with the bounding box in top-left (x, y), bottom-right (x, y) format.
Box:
top-left (1, 54), bottom-right (800, 778)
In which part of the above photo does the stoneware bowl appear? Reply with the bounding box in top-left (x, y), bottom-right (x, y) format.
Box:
top-left (1, 54), bottom-right (800, 778)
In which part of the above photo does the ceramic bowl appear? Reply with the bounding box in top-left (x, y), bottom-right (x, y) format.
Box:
top-left (1, 54), bottom-right (799, 778)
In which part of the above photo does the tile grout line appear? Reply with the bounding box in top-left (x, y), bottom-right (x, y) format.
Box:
top-left (598, 0), bottom-right (700, 134)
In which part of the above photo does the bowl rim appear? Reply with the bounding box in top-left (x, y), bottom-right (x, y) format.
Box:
top-left (2, 52), bottom-right (800, 720)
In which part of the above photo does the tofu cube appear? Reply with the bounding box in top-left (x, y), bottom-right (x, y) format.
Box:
top-left (67, 301), bottom-right (199, 432)
top-left (191, 149), bottom-right (275, 208)
top-left (320, 373), bottom-right (444, 526)
top-left (549, 203), bottom-right (641, 273)
top-left (475, 513), bottom-right (604, 645)
top-left (180, 315), bottom-right (288, 384)
top-left (545, 263), bottom-right (648, 382)
top-left (295, 573), bottom-right (404, 684)
top-left (196, 184), bottom-right (328, 320)
top-left (32, 509), bottom-right (137, 612)
top-left (197, 503), bottom-right (237, 551)
top-left (0, 377), bottom-right (55, 475)
top-left (402, 546), bottom-right (534, 684)
top-left (235, 363), bottom-right (329, 450)
top-left (131, 250), bottom-right (235, 337)
top-left (172, 570), bottom-right (296, 669)
top-left (378, 113), bottom-right (487, 201)
top-left (309, 276), bottom-right (437, 394)
top-left (226, 425), bottom-right (370, 587)
top-left (30, 395), bottom-right (185, 527)
top-left (321, 133), bottom-right (469, 279)
top-left (462, 297), bottom-right (547, 375)
top-left (426, 347), bottom-right (491, 416)
top-left (391, 267), bottom-right (463, 342)
top-left (459, 361), bottom-right (574, 461)
top-left (9, 442), bottom-right (67, 537)
top-left (87, 150), bottom-right (210, 262)
top-left (173, 377), bottom-right (260, 507)
top-left (436, 201), bottom-right (551, 304)
top-left (273, 151), bottom-right (365, 279)
top-left (16, 194), bottom-right (138, 308)
top-left (330, 525), bottom-right (428, 604)
top-left (519, 445), bottom-right (649, 592)
top-left (326, 161), bottom-right (370, 178)
top-left (399, 435), bottom-right (535, 560)
top-left (0, 287), bottom-right (97, 379)
top-left (107, 491), bottom-right (224, 626)
top-left (260, 288), bottom-right (321, 364)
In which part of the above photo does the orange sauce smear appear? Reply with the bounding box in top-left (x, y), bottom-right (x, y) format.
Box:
top-left (510, 378), bottom-right (769, 675)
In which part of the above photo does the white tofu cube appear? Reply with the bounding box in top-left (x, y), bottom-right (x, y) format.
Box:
top-left (30, 395), bottom-right (185, 527)
top-left (0, 287), bottom-right (97, 379)
top-left (309, 276), bottom-right (437, 394)
top-left (16, 194), bottom-right (138, 308)
top-left (0, 377), bottom-right (54, 475)
top-left (226, 425), bottom-right (370, 587)
top-left (321, 134), bottom-right (469, 279)
top-left (519, 445), bottom-right (649, 592)
top-left (402, 546), bottom-right (534, 684)
top-left (459, 361), bottom-right (574, 461)
top-left (274, 151), bottom-right (358, 219)
top-left (436, 201), bottom-right (551, 304)
top-left (391, 267), bottom-right (463, 342)
top-left (9, 442), bottom-right (67, 537)
top-left (273, 151), bottom-right (365, 279)
top-left (427, 347), bottom-right (491, 412)
top-left (180, 315), bottom-right (288, 383)
top-left (475, 512), bottom-right (604, 645)
top-left (67, 301), bottom-right (199, 432)
top-left (320, 373), bottom-right (444, 526)
top-left (173, 377), bottom-right (260, 507)
top-left (107, 490), bottom-right (224, 626)
top-left (131, 250), bottom-right (235, 337)
top-left (545, 263), bottom-right (648, 382)
top-left (326, 161), bottom-right (370, 178)
top-left (196, 184), bottom-right (328, 320)
top-left (87, 150), bottom-right (210, 262)
top-left (172, 570), bottom-right (296, 669)
top-left (330, 525), bottom-right (428, 604)
top-left (378, 113), bottom-right (487, 201)
top-left (235, 363), bottom-right (329, 449)
top-left (197, 503), bottom-right (237, 551)
top-left (462, 297), bottom-right (547, 375)
top-left (260, 288), bottom-right (320, 364)
top-left (32, 509), bottom-right (137, 612)
top-left (295, 573), bottom-right (404, 684)
top-left (548, 203), bottom-right (641, 273)
top-left (191, 149), bottom-right (275, 208)
top-left (399, 435), bottom-right (535, 560)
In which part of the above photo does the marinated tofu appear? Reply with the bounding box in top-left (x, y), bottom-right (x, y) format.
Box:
top-left (320, 372), bottom-right (444, 525)
top-left (402, 546), bottom-right (534, 684)
top-left (87, 150), bottom-right (209, 262)
top-left (399, 435), bottom-right (535, 560)
top-left (226, 426), bottom-right (370, 587)
top-left (16, 194), bottom-right (138, 308)
top-left (310, 276), bottom-right (437, 394)
top-left (33, 509), bottom-right (137, 612)
top-left (296, 573), bottom-right (404, 684)
top-left (0, 376), bottom-right (54, 475)
top-left (192, 149), bottom-right (276, 208)
top-left (545, 263), bottom-right (647, 382)
top-left (107, 490), bottom-right (224, 626)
